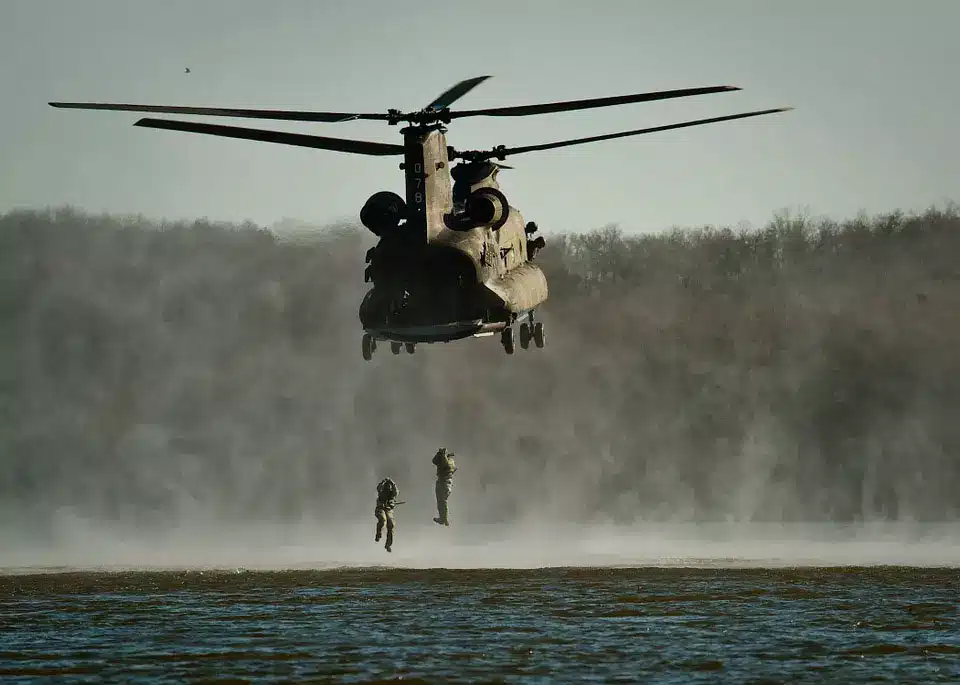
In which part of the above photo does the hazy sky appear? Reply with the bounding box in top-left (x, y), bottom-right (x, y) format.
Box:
top-left (2, 1), bottom-right (958, 234)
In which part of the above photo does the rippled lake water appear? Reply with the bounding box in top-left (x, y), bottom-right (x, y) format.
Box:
top-left (2, 566), bottom-right (958, 683)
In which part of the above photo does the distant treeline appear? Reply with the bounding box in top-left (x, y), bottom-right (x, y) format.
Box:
top-left (2, 204), bottom-right (959, 528)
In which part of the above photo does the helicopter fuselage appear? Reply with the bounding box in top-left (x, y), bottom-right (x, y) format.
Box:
top-left (358, 123), bottom-right (548, 355)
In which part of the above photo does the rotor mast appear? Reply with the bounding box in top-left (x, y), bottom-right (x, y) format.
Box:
top-left (399, 123), bottom-right (453, 244)
top-left (386, 78), bottom-right (491, 245)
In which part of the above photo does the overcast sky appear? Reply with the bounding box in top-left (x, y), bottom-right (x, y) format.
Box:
top-left (2, 0), bottom-right (958, 235)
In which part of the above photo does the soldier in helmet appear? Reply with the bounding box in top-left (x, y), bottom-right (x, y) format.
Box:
top-left (432, 448), bottom-right (458, 526)
top-left (374, 477), bottom-right (400, 552)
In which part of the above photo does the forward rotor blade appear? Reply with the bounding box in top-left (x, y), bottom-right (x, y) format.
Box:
top-left (426, 75), bottom-right (492, 111)
top-left (485, 107), bottom-right (793, 158)
top-left (50, 101), bottom-right (389, 123)
top-left (133, 118), bottom-right (405, 156)
top-left (448, 85), bottom-right (741, 119)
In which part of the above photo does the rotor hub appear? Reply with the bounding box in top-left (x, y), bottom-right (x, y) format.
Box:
top-left (388, 108), bottom-right (453, 127)
top-left (451, 145), bottom-right (508, 163)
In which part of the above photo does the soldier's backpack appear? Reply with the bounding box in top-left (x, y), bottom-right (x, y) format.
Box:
top-left (377, 477), bottom-right (398, 500)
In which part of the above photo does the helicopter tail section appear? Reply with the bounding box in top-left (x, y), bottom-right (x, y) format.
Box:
top-left (402, 128), bottom-right (453, 244)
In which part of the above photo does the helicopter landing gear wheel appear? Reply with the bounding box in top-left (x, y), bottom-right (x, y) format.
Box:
top-left (533, 321), bottom-right (545, 348)
top-left (391, 342), bottom-right (402, 355)
top-left (501, 326), bottom-right (515, 355)
top-left (362, 333), bottom-right (376, 361)
top-left (519, 323), bottom-right (531, 349)
top-left (405, 343), bottom-right (416, 354)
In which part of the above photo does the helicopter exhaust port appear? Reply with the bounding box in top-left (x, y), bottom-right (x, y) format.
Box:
top-left (466, 188), bottom-right (509, 229)
top-left (445, 187), bottom-right (511, 232)
top-left (360, 191), bottom-right (407, 237)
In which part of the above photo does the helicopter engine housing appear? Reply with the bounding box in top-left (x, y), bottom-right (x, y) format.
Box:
top-left (446, 187), bottom-right (510, 232)
top-left (467, 187), bottom-right (508, 228)
top-left (360, 190), bottom-right (406, 236)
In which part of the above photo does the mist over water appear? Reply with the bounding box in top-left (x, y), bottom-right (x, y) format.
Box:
top-left (5, 519), bottom-right (960, 572)
top-left (2, 205), bottom-right (960, 570)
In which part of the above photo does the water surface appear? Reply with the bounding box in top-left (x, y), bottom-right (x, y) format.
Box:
top-left (2, 567), bottom-right (958, 683)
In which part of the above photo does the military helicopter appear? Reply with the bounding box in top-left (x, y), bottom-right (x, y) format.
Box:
top-left (49, 77), bottom-right (790, 360)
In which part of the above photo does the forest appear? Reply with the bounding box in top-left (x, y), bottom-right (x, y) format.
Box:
top-left (2, 204), bottom-right (959, 531)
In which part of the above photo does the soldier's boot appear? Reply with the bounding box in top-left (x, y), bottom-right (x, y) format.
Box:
top-left (385, 524), bottom-right (394, 553)
top-left (434, 502), bottom-right (449, 526)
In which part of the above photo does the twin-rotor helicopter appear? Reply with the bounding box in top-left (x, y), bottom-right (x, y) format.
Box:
top-left (50, 76), bottom-right (790, 360)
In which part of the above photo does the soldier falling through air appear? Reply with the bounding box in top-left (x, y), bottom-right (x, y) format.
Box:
top-left (432, 447), bottom-right (458, 526)
top-left (374, 477), bottom-right (401, 552)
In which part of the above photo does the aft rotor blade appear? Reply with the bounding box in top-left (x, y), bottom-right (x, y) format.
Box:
top-left (490, 108), bottom-right (793, 158)
top-left (133, 118), bottom-right (405, 156)
top-left (426, 75), bottom-right (492, 111)
top-left (49, 101), bottom-right (389, 123)
top-left (448, 85), bottom-right (741, 119)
